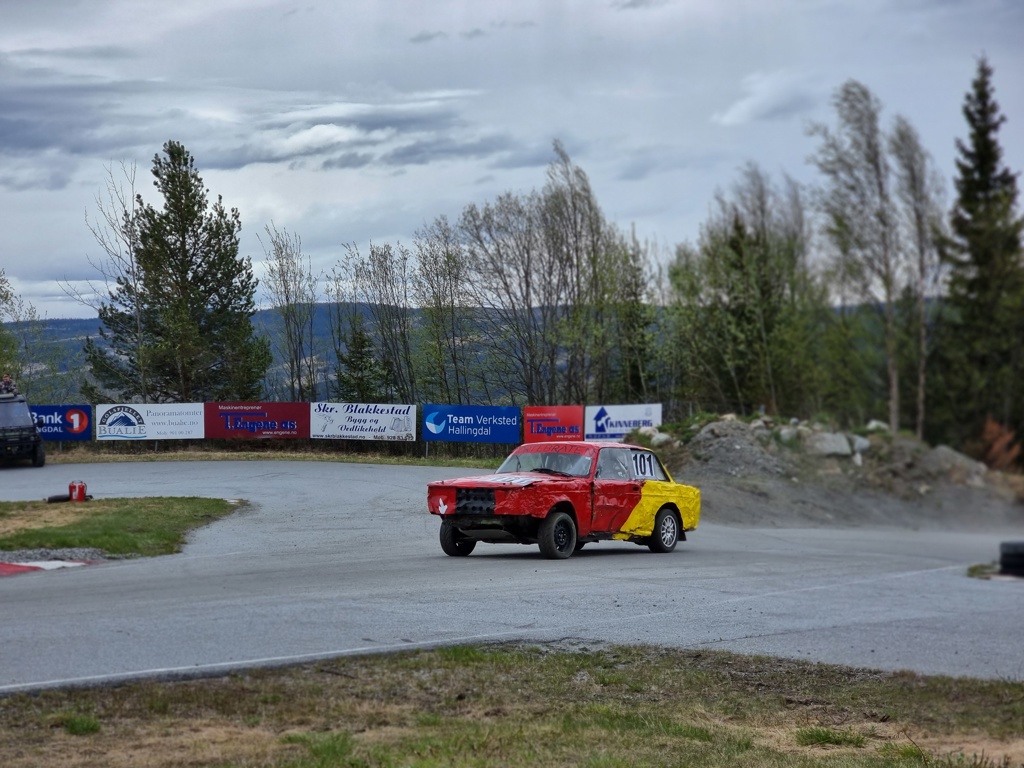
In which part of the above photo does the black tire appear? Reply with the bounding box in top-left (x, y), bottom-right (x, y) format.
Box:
top-left (574, 541), bottom-right (587, 552)
top-left (538, 511), bottom-right (576, 560)
top-left (648, 507), bottom-right (679, 553)
top-left (32, 444), bottom-right (45, 467)
top-left (1000, 542), bottom-right (1024, 575)
top-left (439, 522), bottom-right (476, 557)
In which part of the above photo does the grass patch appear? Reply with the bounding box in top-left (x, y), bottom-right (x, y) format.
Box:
top-left (795, 725), bottom-right (867, 747)
top-left (50, 712), bottom-right (101, 736)
top-left (0, 645), bottom-right (1021, 767)
top-left (967, 562), bottom-right (1000, 579)
top-left (0, 497), bottom-right (241, 556)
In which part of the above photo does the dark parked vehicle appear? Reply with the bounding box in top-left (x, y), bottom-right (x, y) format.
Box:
top-left (0, 393), bottom-right (45, 467)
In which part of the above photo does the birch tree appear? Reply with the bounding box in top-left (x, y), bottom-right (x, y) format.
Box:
top-left (261, 224), bottom-right (322, 401)
top-left (413, 216), bottom-right (477, 404)
top-left (810, 81), bottom-right (903, 433)
top-left (889, 117), bottom-right (945, 439)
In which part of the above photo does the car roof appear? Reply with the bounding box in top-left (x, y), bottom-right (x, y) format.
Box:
top-left (520, 440), bottom-right (648, 451)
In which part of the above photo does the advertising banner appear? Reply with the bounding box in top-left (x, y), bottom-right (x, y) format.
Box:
top-left (584, 403), bottom-right (662, 441)
top-left (97, 403), bottom-right (205, 440)
top-left (204, 402), bottom-right (310, 439)
top-left (31, 404), bottom-right (93, 441)
top-left (311, 402), bottom-right (416, 441)
top-left (523, 405), bottom-right (584, 443)
top-left (422, 404), bottom-right (521, 444)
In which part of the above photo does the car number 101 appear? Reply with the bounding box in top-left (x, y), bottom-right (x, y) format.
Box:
top-left (632, 451), bottom-right (656, 478)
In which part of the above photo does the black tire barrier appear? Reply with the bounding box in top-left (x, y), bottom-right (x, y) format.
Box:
top-left (999, 541), bottom-right (1024, 576)
top-left (45, 494), bottom-right (94, 504)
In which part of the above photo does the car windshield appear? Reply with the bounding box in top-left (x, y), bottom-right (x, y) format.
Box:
top-left (0, 400), bottom-right (34, 428)
top-left (497, 449), bottom-right (593, 478)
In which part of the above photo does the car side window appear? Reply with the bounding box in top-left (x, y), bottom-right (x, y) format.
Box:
top-left (596, 448), bottom-right (632, 480)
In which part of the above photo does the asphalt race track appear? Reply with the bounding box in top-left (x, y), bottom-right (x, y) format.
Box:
top-left (1, 460), bottom-right (1022, 693)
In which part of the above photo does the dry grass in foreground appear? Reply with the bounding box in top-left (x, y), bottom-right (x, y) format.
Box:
top-left (1, 644), bottom-right (1021, 768)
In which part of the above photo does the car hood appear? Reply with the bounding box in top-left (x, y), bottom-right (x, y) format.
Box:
top-left (429, 472), bottom-right (578, 489)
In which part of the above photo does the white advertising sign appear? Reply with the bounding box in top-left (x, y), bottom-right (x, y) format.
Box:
top-left (311, 402), bottom-right (416, 441)
top-left (584, 403), bottom-right (662, 441)
top-left (96, 403), bottom-right (205, 440)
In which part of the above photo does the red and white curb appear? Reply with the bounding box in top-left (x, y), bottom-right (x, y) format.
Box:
top-left (0, 561), bottom-right (90, 577)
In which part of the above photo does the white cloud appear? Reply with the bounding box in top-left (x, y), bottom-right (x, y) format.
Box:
top-left (712, 70), bottom-right (819, 127)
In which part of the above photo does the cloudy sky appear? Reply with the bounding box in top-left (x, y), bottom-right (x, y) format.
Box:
top-left (2, 0), bottom-right (1022, 319)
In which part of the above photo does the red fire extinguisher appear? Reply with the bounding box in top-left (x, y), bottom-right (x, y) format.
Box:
top-left (69, 480), bottom-right (87, 502)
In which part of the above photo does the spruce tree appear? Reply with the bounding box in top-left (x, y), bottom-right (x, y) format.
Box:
top-left (333, 314), bottom-right (387, 403)
top-left (930, 57), bottom-right (1024, 450)
top-left (85, 141), bottom-right (270, 403)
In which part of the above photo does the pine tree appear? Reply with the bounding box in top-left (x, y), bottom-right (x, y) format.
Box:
top-left (930, 57), bottom-right (1024, 450)
top-left (84, 141), bottom-right (270, 403)
top-left (333, 315), bottom-right (387, 403)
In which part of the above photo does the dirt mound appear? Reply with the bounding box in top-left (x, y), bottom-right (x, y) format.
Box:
top-left (685, 419), bottom-right (788, 478)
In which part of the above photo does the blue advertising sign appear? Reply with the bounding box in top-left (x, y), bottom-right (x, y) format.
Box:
top-left (422, 404), bottom-right (521, 444)
top-left (30, 404), bottom-right (93, 441)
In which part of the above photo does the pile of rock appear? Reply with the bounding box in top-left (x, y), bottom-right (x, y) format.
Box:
top-left (683, 417), bottom-right (787, 478)
top-left (776, 418), bottom-right (875, 466)
top-left (665, 414), bottom-right (991, 491)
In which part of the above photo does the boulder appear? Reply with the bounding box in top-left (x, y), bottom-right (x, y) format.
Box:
top-left (849, 434), bottom-right (871, 454)
top-left (804, 431), bottom-right (853, 457)
top-left (651, 432), bottom-right (675, 448)
top-left (778, 426), bottom-right (798, 444)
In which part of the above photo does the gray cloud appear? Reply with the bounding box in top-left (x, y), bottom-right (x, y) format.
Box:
top-left (380, 134), bottom-right (520, 166)
top-left (616, 146), bottom-right (731, 182)
top-left (490, 142), bottom-right (566, 170)
top-left (261, 102), bottom-right (463, 136)
top-left (409, 31), bottom-right (447, 44)
top-left (321, 152), bottom-right (375, 170)
top-left (611, 0), bottom-right (668, 9)
top-left (12, 45), bottom-right (137, 61)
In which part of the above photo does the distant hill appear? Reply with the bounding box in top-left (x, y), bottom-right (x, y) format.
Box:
top-left (3, 303), bottom-right (382, 401)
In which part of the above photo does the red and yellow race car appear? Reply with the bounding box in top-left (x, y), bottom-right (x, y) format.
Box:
top-left (427, 441), bottom-right (700, 559)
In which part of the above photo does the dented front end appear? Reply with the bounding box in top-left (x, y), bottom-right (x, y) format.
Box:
top-left (428, 473), bottom-right (588, 544)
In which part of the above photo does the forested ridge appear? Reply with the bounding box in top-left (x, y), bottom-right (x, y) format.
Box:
top-left (1, 60), bottom-right (1021, 467)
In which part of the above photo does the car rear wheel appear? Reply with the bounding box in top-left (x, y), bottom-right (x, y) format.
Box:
top-left (439, 521), bottom-right (476, 557)
top-left (538, 511), bottom-right (576, 560)
top-left (648, 507), bottom-right (679, 553)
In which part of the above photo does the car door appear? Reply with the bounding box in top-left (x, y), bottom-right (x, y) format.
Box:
top-left (591, 447), bottom-right (642, 534)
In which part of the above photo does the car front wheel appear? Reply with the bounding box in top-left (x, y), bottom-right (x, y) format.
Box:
top-left (439, 522), bottom-right (476, 557)
top-left (32, 444), bottom-right (45, 468)
top-left (538, 511), bottom-right (576, 560)
top-left (648, 507), bottom-right (679, 553)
